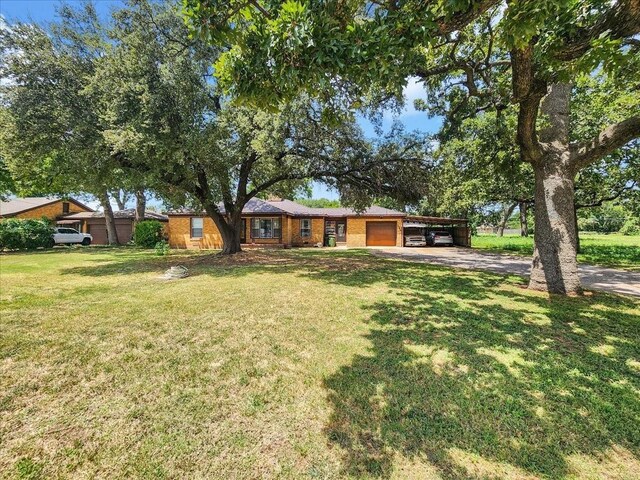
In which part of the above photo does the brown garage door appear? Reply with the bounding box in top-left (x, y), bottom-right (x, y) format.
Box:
top-left (88, 220), bottom-right (134, 244)
top-left (366, 221), bottom-right (397, 246)
top-left (115, 220), bottom-right (133, 244)
top-left (87, 222), bottom-right (108, 244)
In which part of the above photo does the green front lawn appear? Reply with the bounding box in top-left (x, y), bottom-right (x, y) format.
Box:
top-left (472, 233), bottom-right (640, 270)
top-left (1, 248), bottom-right (639, 479)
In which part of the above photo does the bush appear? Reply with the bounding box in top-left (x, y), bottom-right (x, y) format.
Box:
top-left (619, 217), bottom-right (640, 236)
top-left (134, 220), bottom-right (164, 248)
top-left (154, 240), bottom-right (170, 256)
top-left (0, 218), bottom-right (54, 250)
top-left (577, 204), bottom-right (626, 233)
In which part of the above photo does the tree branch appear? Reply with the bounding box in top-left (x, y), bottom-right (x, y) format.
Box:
top-left (436, 0), bottom-right (501, 35)
top-left (553, 0), bottom-right (640, 62)
top-left (510, 44), bottom-right (546, 163)
top-left (575, 180), bottom-right (637, 209)
top-left (572, 116), bottom-right (640, 169)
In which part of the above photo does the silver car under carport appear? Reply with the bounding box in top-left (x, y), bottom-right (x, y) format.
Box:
top-left (402, 216), bottom-right (472, 247)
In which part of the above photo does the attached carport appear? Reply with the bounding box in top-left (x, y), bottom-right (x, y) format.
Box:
top-left (403, 216), bottom-right (471, 247)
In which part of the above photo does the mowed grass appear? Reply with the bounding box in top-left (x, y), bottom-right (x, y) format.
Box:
top-left (472, 233), bottom-right (640, 270)
top-left (1, 248), bottom-right (639, 479)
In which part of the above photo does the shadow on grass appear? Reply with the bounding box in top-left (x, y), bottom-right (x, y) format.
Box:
top-left (57, 248), bottom-right (640, 478)
top-left (59, 248), bottom-right (381, 279)
top-left (321, 267), bottom-right (640, 479)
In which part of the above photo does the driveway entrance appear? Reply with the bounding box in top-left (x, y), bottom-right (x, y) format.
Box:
top-left (372, 247), bottom-right (640, 297)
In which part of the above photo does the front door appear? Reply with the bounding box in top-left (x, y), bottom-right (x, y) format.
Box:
top-left (336, 220), bottom-right (347, 243)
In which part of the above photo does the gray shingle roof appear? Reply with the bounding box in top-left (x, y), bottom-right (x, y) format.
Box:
top-left (63, 209), bottom-right (168, 221)
top-left (165, 198), bottom-right (405, 217)
top-left (166, 198), bottom-right (288, 216)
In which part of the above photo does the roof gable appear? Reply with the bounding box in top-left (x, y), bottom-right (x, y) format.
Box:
top-left (0, 197), bottom-right (94, 217)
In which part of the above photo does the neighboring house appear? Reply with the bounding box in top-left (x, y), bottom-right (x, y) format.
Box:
top-left (166, 198), bottom-right (406, 249)
top-left (60, 209), bottom-right (168, 245)
top-left (0, 197), bottom-right (93, 220)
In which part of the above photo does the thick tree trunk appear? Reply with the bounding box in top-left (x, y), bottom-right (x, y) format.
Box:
top-left (202, 203), bottom-right (243, 254)
top-left (134, 190), bottom-right (146, 222)
top-left (529, 162), bottom-right (580, 294)
top-left (519, 202), bottom-right (529, 236)
top-left (528, 84), bottom-right (581, 294)
top-left (497, 203), bottom-right (517, 237)
top-left (99, 191), bottom-right (119, 245)
top-left (218, 220), bottom-right (242, 254)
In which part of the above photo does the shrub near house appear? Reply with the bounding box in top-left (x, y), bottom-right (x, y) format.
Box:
top-left (134, 220), bottom-right (165, 248)
top-left (0, 218), bottom-right (54, 250)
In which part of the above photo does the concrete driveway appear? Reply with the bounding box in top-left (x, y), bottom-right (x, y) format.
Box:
top-left (371, 247), bottom-right (640, 297)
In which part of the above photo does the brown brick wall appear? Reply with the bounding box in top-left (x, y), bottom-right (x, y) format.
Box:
top-left (346, 217), bottom-right (403, 247)
top-left (167, 216), bottom-right (223, 249)
top-left (168, 215), bottom-right (291, 249)
top-left (290, 217), bottom-right (325, 246)
top-left (14, 200), bottom-right (89, 220)
top-left (168, 214), bottom-right (404, 249)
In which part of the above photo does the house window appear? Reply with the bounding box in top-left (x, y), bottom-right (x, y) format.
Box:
top-left (191, 217), bottom-right (204, 238)
top-left (62, 202), bottom-right (70, 214)
top-left (300, 219), bottom-right (312, 237)
top-left (251, 217), bottom-right (281, 238)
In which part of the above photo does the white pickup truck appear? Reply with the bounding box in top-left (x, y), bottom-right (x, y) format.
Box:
top-left (53, 227), bottom-right (93, 246)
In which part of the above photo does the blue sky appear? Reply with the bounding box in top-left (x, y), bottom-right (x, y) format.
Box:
top-left (2, 0), bottom-right (441, 202)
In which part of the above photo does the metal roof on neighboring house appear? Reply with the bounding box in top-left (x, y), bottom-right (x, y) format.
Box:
top-left (0, 197), bottom-right (94, 217)
top-left (165, 198), bottom-right (406, 217)
top-left (62, 208), bottom-right (168, 221)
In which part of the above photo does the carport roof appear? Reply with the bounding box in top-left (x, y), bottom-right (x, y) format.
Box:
top-left (404, 216), bottom-right (469, 226)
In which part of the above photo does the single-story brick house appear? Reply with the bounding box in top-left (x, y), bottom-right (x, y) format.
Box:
top-left (166, 198), bottom-right (406, 249)
top-left (0, 197), bottom-right (93, 220)
top-left (60, 209), bottom-right (168, 245)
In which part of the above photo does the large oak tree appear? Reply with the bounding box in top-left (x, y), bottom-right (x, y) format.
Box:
top-left (0, 6), bottom-right (149, 244)
top-left (184, 0), bottom-right (640, 293)
top-left (1, 0), bottom-right (428, 254)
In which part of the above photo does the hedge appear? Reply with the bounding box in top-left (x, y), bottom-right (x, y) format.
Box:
top-left (0, 218), bottom-right (55, 250)
top-left (134, 220), bottom-right (164, 248)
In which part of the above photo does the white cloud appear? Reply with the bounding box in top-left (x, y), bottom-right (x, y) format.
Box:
top-left (383, 76), bottom-right (425, 120)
